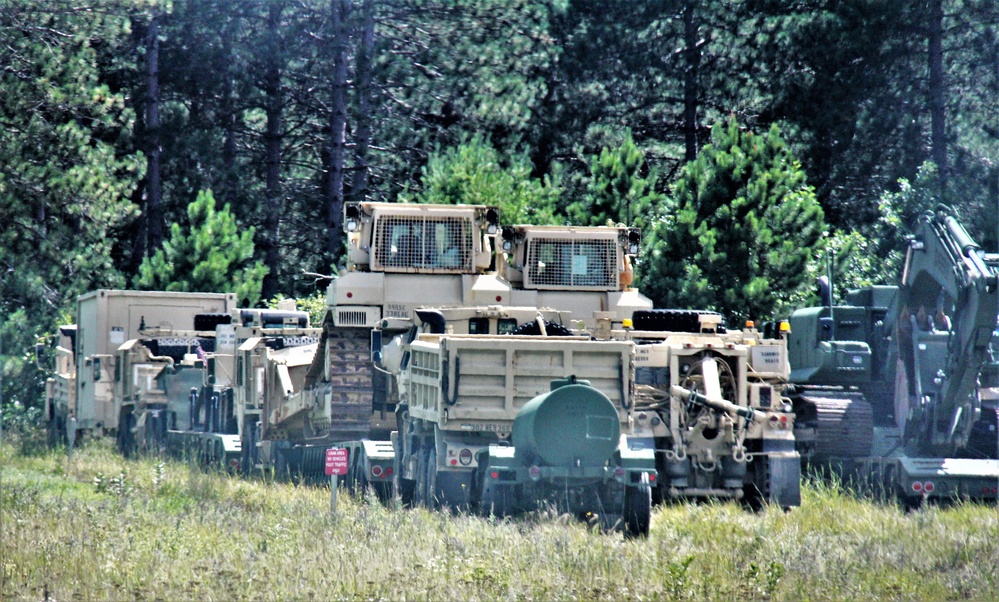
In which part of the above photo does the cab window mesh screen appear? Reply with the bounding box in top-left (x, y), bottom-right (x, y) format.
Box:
top-left (526, 238), bottom-right (616, 288)
top-left (373, 216), bottom-right (473, 271)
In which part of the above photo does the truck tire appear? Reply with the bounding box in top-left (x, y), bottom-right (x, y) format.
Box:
top-left (393, 444), bottom-right (416, 507)
top-left (240, 422), bottom-right (258, 476)
top-left (413, 447), bottom-right (428, 507)
top-left (117, 409), bottom-right (136, 458)
top-left (395, 476), bottom-right (416, 508)
top-left (47, 415), bottom-right (66, 448)
top-left (623, 485), bottom-right (652, 538)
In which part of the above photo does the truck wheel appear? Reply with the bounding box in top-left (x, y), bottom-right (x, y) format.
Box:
top-left (623, 485), bottom-right (652, 538)
top-left (414, 448), bottom-right (428, 507)
top-left (395, 476), bottom-right (416, 508)
top-left (48, 415), bottom-right (66, 448)
top-left (394, 446), bottom-right (416, 507)
top-left (240, 422), bottom-right (258, 476)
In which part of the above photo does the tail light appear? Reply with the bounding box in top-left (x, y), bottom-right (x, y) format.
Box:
top-left (613, 467), bottom-right (626, 483)
top-left (528, 466), bottom-right (542, 482)
top-left (371, 465), bottom-right (384, 478)
top-left (912, 481), bottom-right (923, 493)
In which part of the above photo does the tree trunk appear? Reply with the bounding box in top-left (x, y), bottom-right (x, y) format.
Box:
top-left (928, 0), bottom-right (947, 186)
top-left (326, 0), bottom-right (351, 267)
top-left (145, 10), bottom-right (163, 253)
top-left (221, 9), bottom-right (239, 207)
top-left (682, 0), bottom-right (701, 163)
top-left (261, 1), bottom-right (285, 302)
top-left (353, 0), bottom-right (374, 205)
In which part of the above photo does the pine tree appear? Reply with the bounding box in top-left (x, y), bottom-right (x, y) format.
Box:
top-left (640, 118), bottom-right (826, 323)
top-left (567, 130), bottom-right (663, 229)
top-left (135, 190), bottom-right (268, 306)
top-left (416, 135), bottom-right (560, 224)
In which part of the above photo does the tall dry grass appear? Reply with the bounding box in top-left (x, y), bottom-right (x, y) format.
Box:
top-left (2, 437), bottom-right (996, 600)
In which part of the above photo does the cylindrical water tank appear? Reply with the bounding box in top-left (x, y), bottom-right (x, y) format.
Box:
top-left (512, 378), bottom-right (620, 467)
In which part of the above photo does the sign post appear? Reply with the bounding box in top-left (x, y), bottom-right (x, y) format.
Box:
top-left (325, 447), bottom-right (349, 514)
top-left (67, 416), bottom-right (77, 460)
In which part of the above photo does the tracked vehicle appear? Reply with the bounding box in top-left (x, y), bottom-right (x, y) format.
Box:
top-left (787, 205), bottom-right (999, 504)
top-left (262, 204), bottom-right (654, 488)
top-left (260, 202), bottom-right (508, 481)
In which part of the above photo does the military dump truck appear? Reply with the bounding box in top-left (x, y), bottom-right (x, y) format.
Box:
top-left (44, 289), bottom-right (237, 445)
top-left (394, 309), bottom-right (655, 536)
top-left (621, 309), bottom-right (801, 509)
top-left (501, 224), bottom-right (651, 328)
top-left (786, 205), bottom-right (999, 505)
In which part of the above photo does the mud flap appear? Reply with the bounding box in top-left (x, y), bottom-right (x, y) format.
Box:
top-left (766, 453), bottom-right (802, 508)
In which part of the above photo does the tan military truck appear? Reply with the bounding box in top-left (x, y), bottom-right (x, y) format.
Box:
top-left (112, 303), bottom-right (318, 472)
top-left (45, 289), bottom-right (237, 445)
top-left (260, 203), bottom-right (506, 479)
top-left (394, 308), bottom-right (656, 535)
top-left (621, 309), bottom-right (801, 509)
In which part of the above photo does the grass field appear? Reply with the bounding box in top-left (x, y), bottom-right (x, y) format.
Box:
top-left (1, 436), bottom-right (997, 601)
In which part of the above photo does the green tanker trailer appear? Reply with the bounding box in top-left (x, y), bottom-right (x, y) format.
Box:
top-left (477, 376), bottom-right (655, 537)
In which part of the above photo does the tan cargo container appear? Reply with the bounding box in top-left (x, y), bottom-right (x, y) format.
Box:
top-left (68, 289), bottom-right (236, 436)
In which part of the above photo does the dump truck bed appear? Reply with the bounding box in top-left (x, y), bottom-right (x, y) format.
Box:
top-left (407, 335), bottom-right (634, 432)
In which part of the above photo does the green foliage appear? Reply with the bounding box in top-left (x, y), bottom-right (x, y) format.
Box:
top-left (0, 1), bottom-right (143, 418)
top-left (797, 162), bottom-right (944, 308)
top-left (567, 129), bottom-right (663, 229)
top-left (640, 118), bottom-right (826, 322)
top-left (267, 291), bottom-right (327, 327)
top-left (416, 135), bottom-right (560, 224)
top-left (134, 190), bottom-right (267, 305)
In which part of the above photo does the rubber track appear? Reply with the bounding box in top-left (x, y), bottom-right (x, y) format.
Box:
top-left (804, 392), bottom-right (875, 460)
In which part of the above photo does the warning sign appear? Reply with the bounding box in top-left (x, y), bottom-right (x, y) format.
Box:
top-left (325, 447), bottom-right (349, 476)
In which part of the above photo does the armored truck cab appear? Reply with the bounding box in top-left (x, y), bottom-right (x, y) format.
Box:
top-left (501, 225), bottom-right (652, 329)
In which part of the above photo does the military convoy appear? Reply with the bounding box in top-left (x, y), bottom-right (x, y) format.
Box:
top-left (44, 289), bottom-right (238, 448)
top-left (46, 200), bottom-right (998, 534)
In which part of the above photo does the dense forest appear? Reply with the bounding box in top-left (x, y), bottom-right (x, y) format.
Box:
top-left (2, 0), bottom-right (999, 424)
